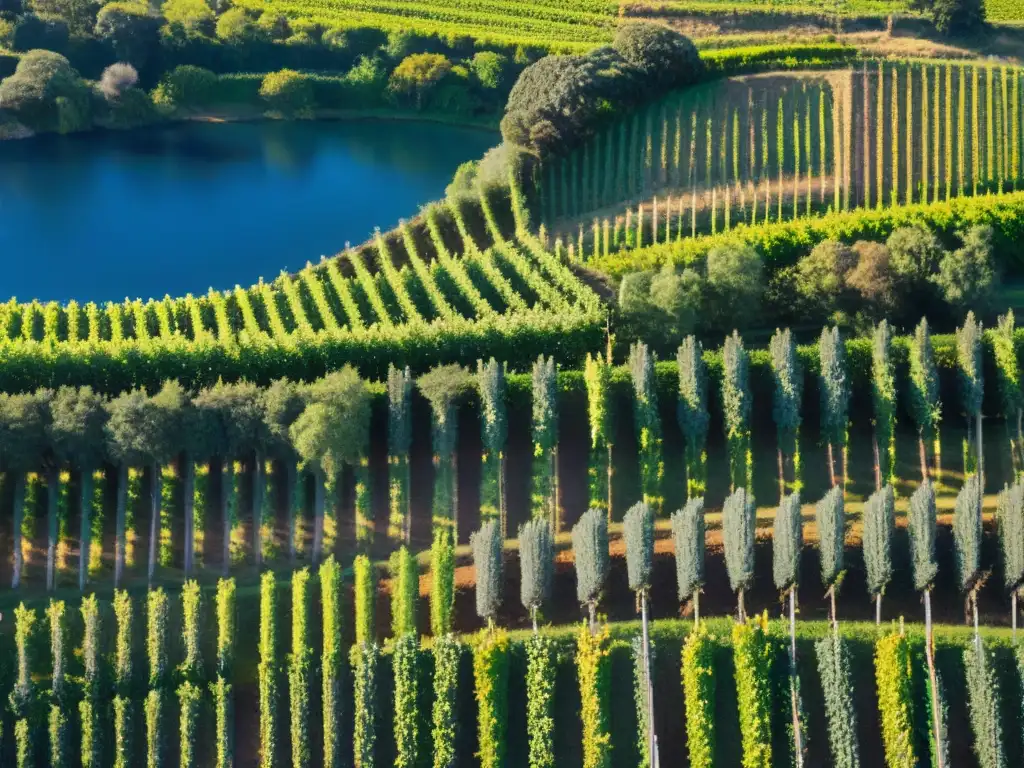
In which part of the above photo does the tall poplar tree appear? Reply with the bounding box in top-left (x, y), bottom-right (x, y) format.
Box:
top-left (956, 312), bottom-right (984, 479)
top-left (993, 312), bottom-right (1023, 474)
top-left (572, 508), bottom-right (609, 633)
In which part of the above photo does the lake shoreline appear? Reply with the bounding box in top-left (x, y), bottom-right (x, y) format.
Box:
top-left (0, 105), bottom-right (500, 143)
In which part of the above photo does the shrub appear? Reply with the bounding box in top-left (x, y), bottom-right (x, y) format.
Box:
top-left (815, 633), bottom-right (860, 768)
top-left (389, 547), bottom-right (418, 638)
top-left (525, 634), bottom-right (556, 768)
top-left (11, 13), bottom-right (69, 53)
top-left (389, 53), bottom-right (452, 110)
top-left (847, 241), bottom-right (896, 315)
top-left (216, 7), bottom-right (261, 43)
top-left (0, 49), bottom-right (90, 134)
top-left (732, 615), bottom-right (774, 768)
top-left (471, 51), bottom-right (508, 90)
top-left (95, 3), bottom-right (160, 67)
top-left (887, 225), bottom-right (944, 287)
top-left (874, 632), bottom-right (916, 768)
top-left (153, 65), bottom-right (217, 109)
top-left (576, 622), bottom-right (612, 768)
top-left (162, 0), bottom-right (214, 37)
top-left (612, 23), bottom-right (702, 89)
top-left (705, 243), bottom-right (763, 330)
top-left (795, 240), bottom-right (856, 313)
top-left (681, 623), bottom-right (715, 768)
top-left (260, 69), bottom-right (314, 115)
top-left (933, 0), bottom-right (985, 35)
top-left (932, 225), bottom-right (997, 312)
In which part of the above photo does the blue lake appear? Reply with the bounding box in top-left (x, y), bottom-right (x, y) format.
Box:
top-left (0, 119), bottom-right (497, 303)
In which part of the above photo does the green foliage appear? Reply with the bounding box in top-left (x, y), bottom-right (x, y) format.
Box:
top-left (260, 69), bottom-right (314, 115)
top-left (956, 312), bottom-right (984, 419)
top-left (815, 633), bottom-right (860, 768)
top-left (290, 366), bottom-right (370, 482)
top-left (815, 487), bottom-right (846, 590)
top-left (863, 486), bottom-right (895, 598)
top-left (872, 322), bottom-right (897, 482)
top-left (722, 332), bottom-right (751, 490)
top-left (354, 554), bottom-right (376, 645)
top-left (681, 622), bottom-right (715, 768)
top-left (0, 50), bottom-right (91, 134)
top-left (147, 588), bottom-right (169, 687)
top-left (953, 474), bottom-right (983, 592)
top-left (630, 342), bottom-right (663, 511)
top-left (769, 329), bottom-right (802, 460)
top-left (773, 492), bottom-right (802, 592)
top-left (997, 481), bottom-right (1024, 594)
top-left (145, 689), bottom-right (164, 768)
top-left (723, 488), bottom-right (755, 597)
top-left (519, 518), bottom-right (554, 616)
top-left (473, 630), bottom-right (510, 768)
top-left (630, 634), bottom-right (654, 768)
top-left (677, 336), bottom-right (709, 496)
top-left (672, 497), bottom-right (705, 603)
top-left (478, 358), bottom-right (506, 526)
top-left (909, 481), bottom-right (940, 591)
top-left (210, 677), bottom-right (232, 768)
top-left (572, 508), bottom-right (609, 609)
top-left (213, 578), bottom-right (235, 768)
top-left (525, 634), bottom-right (556, 768)
top-left (932, 0), bottom-right (986, 36)
top-left (431, 526), bottom-right (456, 636)
top-left (531, 354), bottom-right (558, 518)
top-left (576, 622), bottom-right (612, 768)
top-left (47, 599), bottom-right (67, 702)
top-left (289, 568), bottom-right (313, 768)
top-left (732, 615), bottom-right (774, 768)
top-left (613, 23), bottom-right (701, 88)
top-left (177, 682), bottom-right (202, 768)
top-left (472, 520), bottom-right (504, 623)
top-left (819, 326), bottom-right (850, 450)
top-left (351, 642), bottom-right (378, 768)
top-left (318, 557), bottom-right (342, 767)
top-left (258, 571), bottom-right (278, 768)
top-left (909, 319), bottom-right (942, 439)
top-left (431, 636), bottom-right (460, 768)
top-left (389, 547), bottom-right (418, 637)
top-left (153, 65), bottom-right (218, 108)
top-left (624, 501), bottom-right (654, 593)
top-left (180, 580), bottom-right (203, 682)
top-left (80, 594), bottom-right (101, 767)
top-left (389, 53), bottom-right (452, 109)
top-left (706, 244), bottom-right (764, 332)
top-left (963, 645), bottom-right (1005, 768)
top-left (393, 634), bottom-right (420, 768)
top-left (584, 352), bottom-right (613, 509)
top-left (992, 312), bottom-right (1023, 421)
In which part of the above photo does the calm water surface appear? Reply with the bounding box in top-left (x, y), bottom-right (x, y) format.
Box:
top-left (0, 120), bottom-right (496, 303)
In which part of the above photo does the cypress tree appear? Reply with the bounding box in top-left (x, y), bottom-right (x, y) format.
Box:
top-left (963, 644), bottom-right (1005, 768)
top-left (630, 343), bottom-right (663, 513)
top-left (387, 364), bottom-right (413, 545)
top-left (909, 319), bottom-right (942, 482)
top-left (953, 475), bottom-right (983, 639)
top-left (815, 487), bottom-right (846, 625)
top-left (672, 497), bottom-right (705, 622)
top-left (47, 600), bottom-right (69, 767)
top-left (863, 486), bottom-right (895, 624)
top-left (11, 604), bottom-right (36, 768)
top-left (624, 501), bottom-right (656, 767)
top-left (871, 322), bottom-right (897, 489)
top-left (258, 572), bottom-right (278, 768)
top-left (519, 518), bottom-right (554, 632)
top-left (80, 595), bottom-right (102, 768)
top-left (472, 520), bottom-right (503, 627)
top-left (677, 336), bottom-right (709, 498)
top-left (584, 352), bottom-right (614, 517)
top-left (819, 327), bottom-right (849, 488)
top-left (769, 329), bottom-right (802, 494)
top-left (993, 312), bottom-right (1023, 475)
top-left (723, 487), bottom-right (755, 621)
top-left (213, 578), bottom-right (236, 768)
top-left (997, 481), bottom-right (1024, 637)
top-left (113, 590), bottom-right (133, 768)
top-left (261, 378), bottom-right (306, 565)
top-left (532, 355), bottom-right (559, 527)
top-left (956, 312), bottom-right (985, 477)
top-left (572, 508), bottom-right (609, 633)
top-left (478, 358), bottom-right (508, 537)
top-left (774, 491), bottom-right (805, 764)
top-left (722, 332), bottom-right (752, 492)
top-left (815, 632), bottom-right (860, 768)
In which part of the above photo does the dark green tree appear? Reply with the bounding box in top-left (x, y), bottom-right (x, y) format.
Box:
top-left (909, 318), bottom-right (942, 482)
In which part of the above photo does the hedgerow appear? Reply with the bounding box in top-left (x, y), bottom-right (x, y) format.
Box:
top-left (431, 635), bottom-right (460, 768)
top-left (681, 623), bottom-right (715, 768)
top-left (732, 614), bottom-right (774, 768)
top-left (525, 634), bottom-right (556, 768)
top-left (258, 572), bottom-right (279, 768)
top-left (815, 632), bottom-right (860, 768)
top-left (963, 644), bottom-right (1005, 768)
top-left (874, 631), bottom-right (916, 768)
top-left (351, 642), bottom-right (379, 768)
top-left (289, 568), bottom-right (313, 768)
top-left (393, 634), bottom-right (420, 768)
top-left (474, 630), bottom-right (510, 768)
top-left (576, 622), bottom-right (612, 768)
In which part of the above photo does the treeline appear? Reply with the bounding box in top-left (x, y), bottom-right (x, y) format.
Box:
top-left (2, 309), bottom-right (1024, 591)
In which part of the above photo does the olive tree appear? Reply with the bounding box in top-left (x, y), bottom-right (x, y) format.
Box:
top-left (47, 386), bottom-right (107, 591)
top-left (418, 364), bottom-right (475, 538)
top-left (290, 367), bottom-right (371, 562)
top-left (519, 518), bottom-right (554, 632)
top-left (261, 378), bottom-right (306, 564)
top-left (862, 485), bottom-right (895, 624)
top-left (106, 383), bottom-right (184, 586)
top-left (572, 508), bottom-right (609, 633)
top-left (624, 501), bottom-right (656, 768)
top-left (723, 487), bottom-right (755, 620)
top-left (671, 497), bottom-right (704, 622)
top-left (472, 520), bottom-right (503, 629)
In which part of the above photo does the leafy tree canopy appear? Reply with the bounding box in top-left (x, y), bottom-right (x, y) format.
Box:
top-left (48, 385), bottom-right (107, 468)
top-left (0, 390), bottom-right (51, 471)
top-left (290, 366), bottom-right (370, 478)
